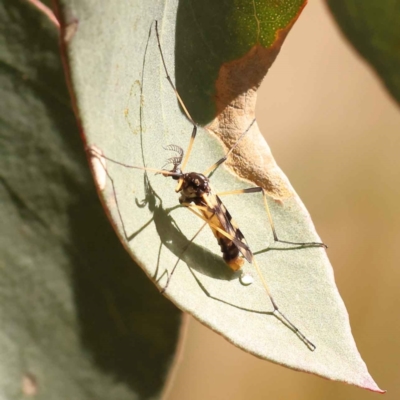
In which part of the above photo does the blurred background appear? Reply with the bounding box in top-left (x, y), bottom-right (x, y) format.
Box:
top-left (167, 1), bottom-right (400, 399)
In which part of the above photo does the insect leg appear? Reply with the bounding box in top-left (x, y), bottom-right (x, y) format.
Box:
top-left (160, 221), bottom-right (208, 294)
top-left (88, 148), bottom-right (155, 241)
top-left (250, 254), bottom-right (316, 351)
top-left (203, 119), bottom-right (256, 177)
top-left (155, 20), bottom-right (198, 171)
top-left (217, 187), bottom-right (327, 248)
top-left (87, 148), bottom-right (181, 178)
top-left (186, 203), bottom-right (316, 350)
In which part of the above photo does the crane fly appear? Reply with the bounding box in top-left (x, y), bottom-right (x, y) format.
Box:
top-left (88, 21), bottom-right (327, 351)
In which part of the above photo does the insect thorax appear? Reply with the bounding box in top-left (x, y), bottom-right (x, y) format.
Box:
top-left (178, 172), bottom-right (211, 204)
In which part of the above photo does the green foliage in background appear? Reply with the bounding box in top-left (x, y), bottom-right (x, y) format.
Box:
top-left (327, 0), bottom-right (400, 106)
top-left (0, 1), bottom-right (181, 399)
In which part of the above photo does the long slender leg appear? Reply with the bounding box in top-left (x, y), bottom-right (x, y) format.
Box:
top-left (203, 118), bottom-right (256, 177)
top-left (88, 149), bottom-right (154, 241)
top-left (181, 125), bottom-right (197, 171)
top-left (185, 203), bottom-right (316, 350)
top-left (160, 221), bottom-right (208, 293)
top-left (87, 147), bottom-right (181, 178)
top-left (155, 21), bottom-right (198, 171)
top-left (217, 188), bottom-right (327, 248)
top-left (250, 254), bottom-right (316, 351)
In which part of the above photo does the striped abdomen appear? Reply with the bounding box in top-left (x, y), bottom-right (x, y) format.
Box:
top-left (196, 194), bottom-right (252, 271)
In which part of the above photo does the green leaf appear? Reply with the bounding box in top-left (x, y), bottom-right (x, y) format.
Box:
top-left (0, 1), bottom-right (181, 399)
top-left (56, 0), bottom-right (383, 393)
top-left (326, 0), bottom-right (400, 106)
top-left (175, 0), bottom-right (307, 124)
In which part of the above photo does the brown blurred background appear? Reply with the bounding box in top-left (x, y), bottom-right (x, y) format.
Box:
top-left (167, 1), bottom-right (400, 399)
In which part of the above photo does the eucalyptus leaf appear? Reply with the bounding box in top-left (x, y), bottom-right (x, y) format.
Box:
top-left (0, 1), bottom-right (181, 399)
top-left (326, 0), bottom-right (400, 107)
top-left (56, 0), bottom-right (383, 392)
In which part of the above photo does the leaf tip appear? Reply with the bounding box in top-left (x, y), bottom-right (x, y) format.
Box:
top-left (361, 374), bottom-right (385, 394)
